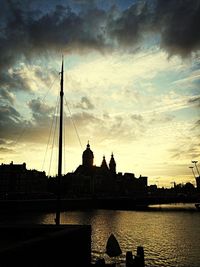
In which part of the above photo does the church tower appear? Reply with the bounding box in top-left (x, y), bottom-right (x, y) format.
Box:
top-left (101, 156), bottom-right (109, 170)
top-left (82, 142), bottom-right (94, 168)
top-left (109, 153), bottom-right (116, 174)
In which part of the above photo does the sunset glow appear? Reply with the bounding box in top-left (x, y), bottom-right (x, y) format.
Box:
top-left (0, 0), bottom-right (200, 187)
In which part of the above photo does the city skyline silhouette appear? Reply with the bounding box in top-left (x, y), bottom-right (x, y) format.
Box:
top-left (0, 0), bottom-right (200, 187)
top-left (0, 1), bottom-right (200, 267)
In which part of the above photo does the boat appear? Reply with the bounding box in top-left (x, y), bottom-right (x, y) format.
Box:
top-left (195, 203), bottom-right (200, 210)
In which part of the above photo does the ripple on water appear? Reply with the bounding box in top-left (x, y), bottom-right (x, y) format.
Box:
top-left (5, 205), bottom-right (200, 267)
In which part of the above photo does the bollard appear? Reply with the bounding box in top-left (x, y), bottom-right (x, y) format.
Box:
top-left (126, 251), bottom-right (135, 267)
top-left (136, 246), bottom-right (144, 267)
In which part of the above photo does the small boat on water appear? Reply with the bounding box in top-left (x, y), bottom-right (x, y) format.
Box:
top-left (195, 203), bottom-right (200, 210)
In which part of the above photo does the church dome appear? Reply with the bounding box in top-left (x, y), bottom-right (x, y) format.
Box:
top-left (82, 142), bottom-right (94, 168)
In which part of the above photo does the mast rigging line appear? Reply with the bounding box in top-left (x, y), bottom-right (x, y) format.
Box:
top-left (41, 76), bottom-right (58, 103)
top-left (42, 95), bottom-right (59, 173)
top-left (64, 96), bottom-right (83, 150)
top-left (13, 76), bottom-right (59, 147)
top-left (48, 98), bottom-right (59, 177)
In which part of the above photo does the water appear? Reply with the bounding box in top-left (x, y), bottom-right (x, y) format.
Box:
top-left (1, 203), bottom-right (200, 267)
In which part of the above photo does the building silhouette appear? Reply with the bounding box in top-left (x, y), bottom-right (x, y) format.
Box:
top-left (0, 161), bottom-right (47, 198)
top-left (196, 176), bottom-right (200, 192)
top-left (0, 143), bottom-right (148, 199)
top-left (58, 143), bottom-right (148, 198)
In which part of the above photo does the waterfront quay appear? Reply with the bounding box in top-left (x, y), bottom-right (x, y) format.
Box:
top-left (0, 194), bottom-right (199, 213)
top-left (0, 224), bottom-right (91, 267)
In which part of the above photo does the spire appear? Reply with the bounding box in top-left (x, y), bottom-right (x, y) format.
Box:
top-left (101, 155), bottom-right (108, 170)
top-left (87, 140), bottom-right (90, 149)
top-left (109, 153), bottom-right (116, 174)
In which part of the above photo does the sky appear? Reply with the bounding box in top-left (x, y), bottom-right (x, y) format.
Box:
top-left (0, 0), bottom-right (200, 187)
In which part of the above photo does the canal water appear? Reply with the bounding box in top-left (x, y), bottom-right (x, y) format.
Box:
top-left (1, 203), bottom-right (200, 267)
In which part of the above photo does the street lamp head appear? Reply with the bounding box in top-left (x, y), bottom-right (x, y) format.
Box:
top-left (189, 166), bottom-right (194, 169)
top-left (192, 160), bottom-right (198, 164)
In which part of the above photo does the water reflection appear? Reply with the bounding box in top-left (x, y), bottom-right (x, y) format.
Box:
top-left (39, 204), bottom-right (200, 266)
top-left (1, 204), bottom-right (200, 267)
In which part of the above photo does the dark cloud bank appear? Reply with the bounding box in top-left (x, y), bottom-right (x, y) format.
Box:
top-left (0, 0), bottom-right (200, 148)
top-left (1, 0), bottom-right (200, 71)
top-left (0, 0), bottom-right (199, 98)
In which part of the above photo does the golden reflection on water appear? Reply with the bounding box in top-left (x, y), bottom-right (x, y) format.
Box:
top-left (37, 204), bottom-right (200, 267)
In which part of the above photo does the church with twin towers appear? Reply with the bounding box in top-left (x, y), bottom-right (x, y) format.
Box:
top-left (76, 142), bottom-right (117, 175)
top-left (61, 142), bottom-right (148, 198)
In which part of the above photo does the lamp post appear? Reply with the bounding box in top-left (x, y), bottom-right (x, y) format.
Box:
top-left (192, 160), bottom-right (200, 177)
top-left (189, 166), bottom-right (196, 179)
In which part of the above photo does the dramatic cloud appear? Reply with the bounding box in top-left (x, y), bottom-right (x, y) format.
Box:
top-left (154, 0), bottom-right (200, 57)
top-left (0, 0), bottom-right (199, 105)
top-left (0, 139), bottom-right (7, 145)
top-left (171, 145), bottom-right (200, 160)
top-left (28, 98), bottom-right (54, 125)
top-left (0, 88), bottom-right (15, 104)
top-left (0, 0), bottom-right (199, 183)
top-left (0, 104), bottom-right (21, 124)
top-left (0, 68), bottom-right (31, 92)
top-left (188, 96), bottom-right (200, 107)
top-left (70, 111), bottom-right (101, 128)
top-left (0, 0), bottom-right (199, 75)
top-left (0, 104), bottom-right (26, 142)
top-left (195, 120), bottom-right (200, 126)
top-left (0, 98), bottom-right (54, 144)
top-left (74, 96), bottom-right (94, 110)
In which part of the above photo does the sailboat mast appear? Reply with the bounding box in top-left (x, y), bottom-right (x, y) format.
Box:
top-left (55, 57), bottom-right (64, 225)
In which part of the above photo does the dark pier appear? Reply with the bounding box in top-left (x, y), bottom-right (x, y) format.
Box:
top-left (0, 224), bottom-right (91, 267)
